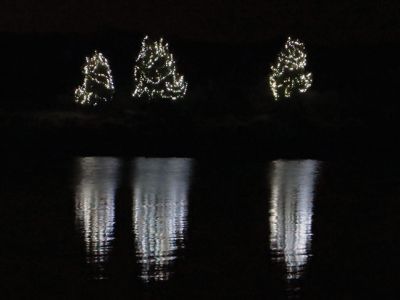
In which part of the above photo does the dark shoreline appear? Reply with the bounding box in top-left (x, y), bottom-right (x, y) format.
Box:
top-left (1, 106), bottom-right (396, 161)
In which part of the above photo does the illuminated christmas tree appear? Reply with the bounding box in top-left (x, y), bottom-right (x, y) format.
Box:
top-left (132, 36), bottom-right (188, 101)
top-left (269, 37), bottom-right (312, 100)
top-left (75, 51), bottom-right (115, 106)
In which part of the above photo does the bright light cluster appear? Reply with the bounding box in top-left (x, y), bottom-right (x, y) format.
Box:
top-left (132, 36), bottom-right (188, 101)
top-left (269, 37), bottom-right (312, 100)
top-left (75, 51), bottom-right (115, 106)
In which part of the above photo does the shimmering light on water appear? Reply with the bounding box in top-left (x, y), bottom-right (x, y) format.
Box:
top-left (4, 156), bottom-right (399, 298)
top-left (133, 158), bottom-right (193, 282)
top-left (269, 160), bottom-right (320, 288)
top-left (74, 157), bottom-right (120, 279)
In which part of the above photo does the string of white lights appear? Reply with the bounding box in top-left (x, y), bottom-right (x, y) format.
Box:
top-left (132, 36), bottom-right (188, 101)
top-left (269, 37), bottom-right (312, 100)
top-left (75, 51), bottom-right (115, 106)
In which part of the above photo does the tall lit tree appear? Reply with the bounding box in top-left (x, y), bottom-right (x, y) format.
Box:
top-left (132, 36), bottom-right (188, 101)
top-left (269, 37), bottom-right (312, 100)
top-left (75, 51), bottom-right (115, 106)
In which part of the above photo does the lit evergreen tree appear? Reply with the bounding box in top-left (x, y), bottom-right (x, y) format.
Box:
top-left (75, 51), bottom-right (115, 106)
top-left (269, 37), bottom-right (312, 100)
top-left (132, 36), bottom-right (188, 101)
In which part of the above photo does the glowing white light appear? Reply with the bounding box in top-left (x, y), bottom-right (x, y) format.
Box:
top-left (75, 157), bottom-right (120, 279)
top-left (269, 37), bottom-right (312, 100)
top-left (132, 36), bottom-right (188, 101)
top-left (75, 51), bottom-right (115, 106)
top-left (269, 160), bottom-right (320, 281)
top-left (132, 158), bottom-right (192, 282)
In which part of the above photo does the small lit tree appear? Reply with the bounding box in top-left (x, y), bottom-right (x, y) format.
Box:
top-left (75, 51), bottom-right (115, 106)
top-left (269, 37), bottom-right (312, 100)
top-left (132, 36), bottom-right (188, 101)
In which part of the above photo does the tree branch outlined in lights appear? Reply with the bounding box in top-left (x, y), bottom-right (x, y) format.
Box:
top-left (269, 37), bottom-right (312, 100)
top-left (132, 36), bottom-right (188, 101)
top-left (75, 51), bottom-right (115, 106)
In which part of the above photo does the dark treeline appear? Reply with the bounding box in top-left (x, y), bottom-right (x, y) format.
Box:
top-left (1, 31), bottom-right (400, 159)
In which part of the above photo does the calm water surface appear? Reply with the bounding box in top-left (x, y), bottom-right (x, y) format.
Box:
top-left (1, 157), bottom-right (399, 299)
top-left (132, 158), bottom-right (192, 282)
top-left (269, 160), bottom-right (318, 294)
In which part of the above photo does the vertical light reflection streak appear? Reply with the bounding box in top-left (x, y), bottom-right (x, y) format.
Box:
top-left (133, 158), bottom-right (192, 282)
top-left (269, 160), bottom-right (320, 285)
top-left (75, 157), bottom-right (120, 279)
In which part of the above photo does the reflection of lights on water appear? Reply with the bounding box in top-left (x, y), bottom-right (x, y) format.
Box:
top-left (133, 158), bottom-right (193, 282)
top-left (269, 160), bottom-right (320, 284)
top-left (75, 157), bottom-right (120, 279)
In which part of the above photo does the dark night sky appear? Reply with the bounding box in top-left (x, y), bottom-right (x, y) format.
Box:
top-left (1, 0), bottom-right (400, 44)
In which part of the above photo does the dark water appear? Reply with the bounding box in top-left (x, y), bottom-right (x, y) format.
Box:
top-left (1, 157), bottom-right (400, 299)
